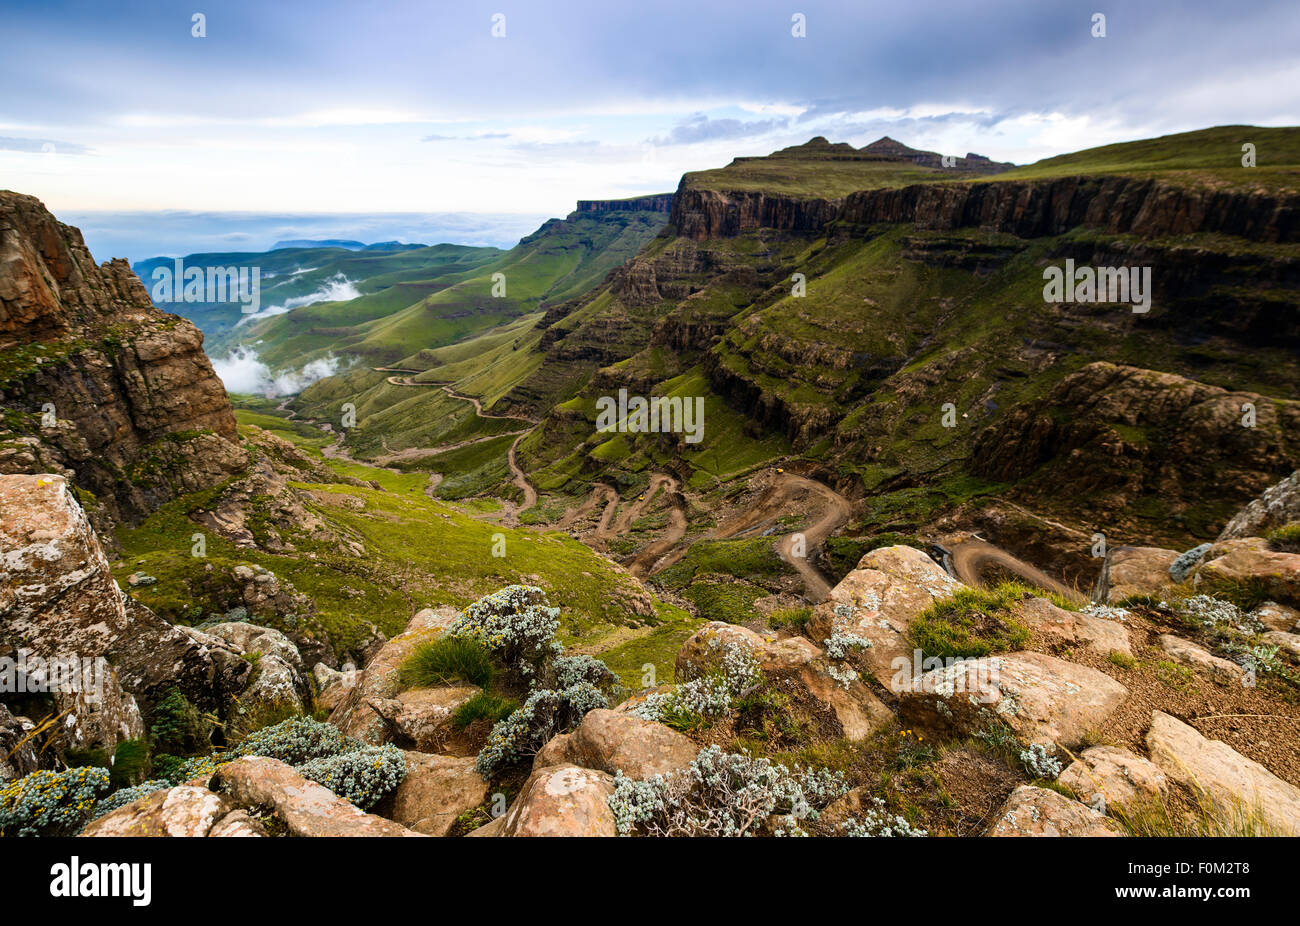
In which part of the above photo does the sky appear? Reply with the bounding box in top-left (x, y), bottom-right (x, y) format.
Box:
top-left (3, 0), bottom-right (1299, 246)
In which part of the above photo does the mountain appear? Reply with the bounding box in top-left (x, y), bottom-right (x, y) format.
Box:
top-left (297, 127), bottom-right (1300, 591)
top-left (0, 191), bottom-right (247, 530)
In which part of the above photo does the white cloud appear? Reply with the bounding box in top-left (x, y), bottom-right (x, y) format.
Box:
top-left (213, 347), bottom-right (343, 396)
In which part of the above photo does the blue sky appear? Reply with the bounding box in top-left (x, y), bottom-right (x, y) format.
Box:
top-left (3, 0), bottom-right (1298, 219)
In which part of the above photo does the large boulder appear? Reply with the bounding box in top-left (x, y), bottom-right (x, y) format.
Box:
top-left (1057, 745), bottom-right (1168, 815)
top-left (1194, 543), bottom-right (1300, 608)
top-left (329, 606), bottom-right (460, 744)
top-left (898, 651), bottom-right (1129, 749)
top-left (1015, 598), bottom-right (1132, 657)
top-left (374, 751), bottom-right (488, 836)
top-left (988, 785), bottom-right (1124, 837)
top-left (0, 705), bottom-right (39, 781)
top-left (496, 764), bottom-right (617, 837)
top-left (365, 685), bottom-right (480, 752)
top-left (0, 474), bottom-right (147, 751)
top-left (674, 622), bottom-right (892, 741)
top-left (533, 709), bottom-right (697, 780)
top-left (82, 785), bottom-right (261, 837)
top-left (0, 474), bottom-right (238, 726)
top-left (210, 757), bottom-right (424, 837)
top-left (1100, 546), bottom-right (1180, 602)
top-left (806, 545), bottom-right (964, 689)
top-left (1145, 711), bottom-right (1300, 836)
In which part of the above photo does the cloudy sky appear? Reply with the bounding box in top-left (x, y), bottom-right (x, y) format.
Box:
top-left (3, 0), bottom-right (1298, 220)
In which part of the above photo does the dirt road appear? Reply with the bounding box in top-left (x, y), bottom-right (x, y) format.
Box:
top-left (948, 540), bottom-right (1086, 604)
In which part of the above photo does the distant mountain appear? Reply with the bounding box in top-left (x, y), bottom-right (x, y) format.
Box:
top-left (270, 238), bottom-right (428, 251)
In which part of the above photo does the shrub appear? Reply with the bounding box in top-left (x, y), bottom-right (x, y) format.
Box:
top-left (297, 745), bottom-right (407, 810)
top-left (87, 779), bottom-right (171, 824)
top-left (398, 635), bottom-right (495, 689)
top-left (149, 688), bottom-right (212, 756)
top-left (608, 745), bottom-right (848, 837)
top-left (447, 585), bottom-right (562, 677)
top-left (1020, 743), bottom-right (1063, 779)
top-left (228, 715), bottom-right (354, 766)
top-left (551, 653), bottom-right (616, 690)
top-left (475, 682), bottom-right (608, 778)
top-left (0, 767), bottom-right (110, 836)
top-left (631, 639), bottom-right (762, 730)
top-left (908, 583), bottom-right (1032, 660)
top-left (840, 797), bottom-right (928, 837)
top-left (452, 691), bottom-right (518, 731)
top-left (1168, 542), bottom-right (1212, 582)
top-left (109, 738), bottom-right (152, 788)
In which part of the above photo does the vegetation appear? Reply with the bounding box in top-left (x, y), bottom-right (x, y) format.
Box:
top-left (908, 582), bottom-right (1034, 660)
top-left (399, 636), bottom-right (495, 689)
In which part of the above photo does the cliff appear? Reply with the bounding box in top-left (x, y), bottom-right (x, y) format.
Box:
top-left (574, 194), bottom-right (674, 215)
top-left (670, 174), bottom-right (1300, 242)
top-left (0, 191), bottom-right (247, 527)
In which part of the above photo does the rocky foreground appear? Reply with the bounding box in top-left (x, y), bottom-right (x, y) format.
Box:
top-left (3, 466), bottom-right (1298, 837)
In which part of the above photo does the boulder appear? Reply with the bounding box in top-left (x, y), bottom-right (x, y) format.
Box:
top-left (1194, 543), bottom-right (1300, 608)
top-left (0, 704), bottom-right (39, 782)
top-left (1057, 746), bottom-right (1168, 815)
top-left (674, 622), bottom-right (892, 741)
top-left (1102, 546), bottom-right (1181, 602)
top-left (1146, 712), bottom-right (1300, 836)
top-left (375, 751), bottom-right (488, 836)
top-left (1218, 469), bottom-right (1300, 541)
top-left (806, 545), bottom-right (964, 689)
top-left (82, 785), bottom-right (243, 837)
top-left (0, 474), bottom-right (230, 724)
top-left (205, 622), bottom-right (303, 672)
top-left (210, 757), bottom-right (424, 837)
top-left (1015, 598), bottom-right (1132, 656)
top-left (1252, 601), bottom-right (1300, 633)
top-left (988, 785), bottom-right (1124, 836)
top-left (533, 709), bottom-right (697, 780)
top-left (329, 606), bottom-right (460, 744)
top-left (898, 651), bottom-right (1129, 749)
top-left (365, 685), bottom-right (479, 752)
top-left (1155, 635), bottom-right (1244, 684)
top-left (496, 764), bottom-right (617, 837)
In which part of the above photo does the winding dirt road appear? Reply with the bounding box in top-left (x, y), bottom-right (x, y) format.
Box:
top-left (948, 540), bottom-right (1086, 604)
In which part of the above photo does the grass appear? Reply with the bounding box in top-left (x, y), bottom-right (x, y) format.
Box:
top-left (908, 582), bottom-right (1033, 660)
top-left (655, 537), bottom-right (793, 592)
top-left (1267, 521), bottom-right (1300, 553)
top-left (768, 606), bottom-right (812, 633)
top-left (682, 580), bottom-right (769, 625)
top-left (398, 636), bottom-right (495, 689)
top-left (451, 691), bottom-right (519, 731)
top-left (1111, 788), bottom-right (1296, 837)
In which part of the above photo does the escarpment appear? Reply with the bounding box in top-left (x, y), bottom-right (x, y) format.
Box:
top-left (0, 191), bottom-right (246, 527)
top-left (671, 174), bottom-right (1300, 242)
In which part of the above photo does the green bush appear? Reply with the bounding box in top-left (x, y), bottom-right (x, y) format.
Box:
top-left (398, 635), bottom-right (495, 689)
top-left (297, 745), bottom-right (407, 810)
top-left (908, 582), bottom-right (1031, 660)
top-left (149, 688), bottom-right (212, 756)
top-left (0, 767), bottom-right (110, 836)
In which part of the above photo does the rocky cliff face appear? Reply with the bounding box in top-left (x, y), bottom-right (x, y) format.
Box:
top-left (0, 192), bottom-right (247, 528)
top-left (670, 174), bottom-right (1300, 242)
top-left (575, 195), bottom-right (673, 214)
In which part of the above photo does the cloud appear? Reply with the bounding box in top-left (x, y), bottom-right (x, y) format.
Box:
top-left (649, 114), bottom-right (789, 146)
top-left (213, 347), bottom-right (343, 396)
top-left (421, 131), bottom-right (511, 142)
top-left (0, 136), bottom-right (91, 155)
top-left (237, 273), bottom-right (362, 325)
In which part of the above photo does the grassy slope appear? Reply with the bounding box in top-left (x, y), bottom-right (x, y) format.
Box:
top-left (112, 410), bottom-right (699, 687)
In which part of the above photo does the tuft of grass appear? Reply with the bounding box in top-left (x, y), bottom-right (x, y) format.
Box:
top-left (451, 691), bottom-right (518, 731)
top-left (1267, 522), bottom-right (1300, 554)
top-left (398, 635), bottom-right (495, 689)
top-left (768, 606), bottom-right (812, 632)
top-left (1108, 651), bottom-right (1139, 670)
top-left (908, 582), bottom-right (1032, 660)
top-left (1114, 789), bottom-right (1295, 837)
top-left (1193, 575), bottom-right (1274, 613)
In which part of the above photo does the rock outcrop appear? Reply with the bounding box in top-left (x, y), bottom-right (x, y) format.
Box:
top-left (0, 191), bottom-right (246, 528)
top-left (988, 785), bottom-right (1125, 837)
top-left (1, 474), bottom-right (238, 725)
